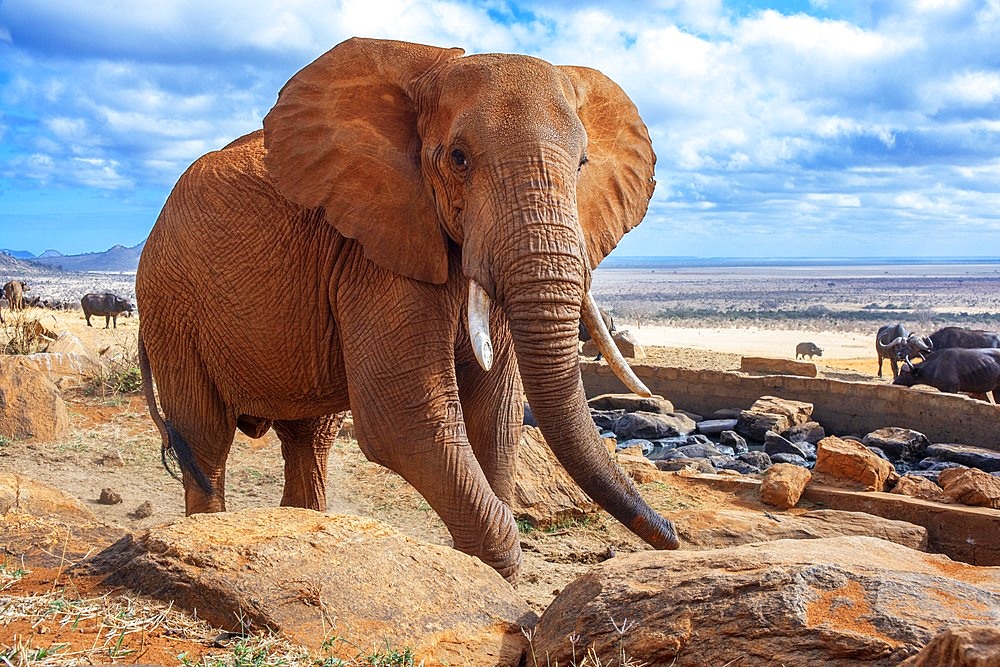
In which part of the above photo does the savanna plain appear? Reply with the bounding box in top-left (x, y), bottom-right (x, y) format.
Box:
top-left (1, 260), bottom-right (999, 665)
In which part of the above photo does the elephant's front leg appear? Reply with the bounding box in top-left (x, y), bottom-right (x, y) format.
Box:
top-left (338, 280), bottom-right (522, 583)
top-left (273, 413), bottom-right (346, 509)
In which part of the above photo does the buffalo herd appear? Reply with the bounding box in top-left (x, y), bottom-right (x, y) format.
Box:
top-left (0, 280), bottom-right (134, 328)
top-left (877, 323), bottom-right (1000, 402)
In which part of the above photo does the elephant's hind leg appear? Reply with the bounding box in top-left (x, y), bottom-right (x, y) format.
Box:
top-left (273, 413), bottom-right (346, 510)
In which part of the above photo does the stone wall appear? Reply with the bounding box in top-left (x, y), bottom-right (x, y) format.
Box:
top-left (581, 362), bottom-right (1000, 451)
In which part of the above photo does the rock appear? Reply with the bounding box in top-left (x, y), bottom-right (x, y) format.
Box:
top-left (616, 438), bottom-right (653, 455)
top-left (938, 467), bottom-right (1000, 509)
top-left (713, 458), bottom-right (761, 474)
top-left (675, 442), bottom-right (723, 459)
top-left (588, 393), bottom-right (674, 414)
top-left (656, 458), bottom-right (717, 474)
top-left (696, 419), bottom-right (738, 436)
top-left (862, 427), bottom-right (931, 461)
top-left (740, 356), bottom-right (817, 377)
top-left (770, 452), bottom-right (810, 467)
top-left (612, 329), bottom-right (645, 359)
top-left (530, 536), bottom-right (1000, 667)
top-left (100, 450), bottom-right (126, 467)
top-left (891, 474), bottom-right (951, 504)
top-left (783, 421), bottom-right (826, 445)
top-left (735, 395), bottom-right (814, 442)
top-left (1, 472), bottom-right (96, 521)
top-left (25, 332), bottom-right (104, 383)
top-left (91, 509), bottom-right (534, 665)
top-left (760, 463), bottom-right (812, 509)
top-left (898, 626), bottom-right (1000, 666)
top-left (617, 454), bottom-right (662, 484)
top-left (720, 430), bottom-right (749, 453)
top-left (867, 446), bottom-right (890, 461)
top-left (98, 488), bottom-right (123, 505)
top-left (510, 426), bottom-right (600, 525)
top-left (812, 436), bottom-right (896, 491)
top-left (674, 509), bottom-right (928, 552)
top-left (737, 450), bottom-right (772, 470)
top-left (589, 408), bottom-right (624, 431)
top-left (0, 357), bottom-right (70, 441)
top-left (131, 501), bottom-right (154, 519)
top-left (763, 431), bottom-right (815, 460)
top-left (613, 411), bottom-right (696, 440)
top-left (582, 330), bottom-right (646, 359)
top-left (925, 443), bottom-right (1000, 473)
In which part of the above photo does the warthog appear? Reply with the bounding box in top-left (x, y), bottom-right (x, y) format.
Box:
top-left (893, 347), bottom-right (1000, 403)
top-left (795, 341), bottom-right (823, 359)
top-left (81, 292), bottom-right (135, 329)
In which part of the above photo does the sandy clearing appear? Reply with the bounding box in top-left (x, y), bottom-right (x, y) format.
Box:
top-left (626, 324), bottom-right (873, 360)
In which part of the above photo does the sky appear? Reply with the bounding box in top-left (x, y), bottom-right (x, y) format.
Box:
top-left (1, 0), bottom-right (999, 259)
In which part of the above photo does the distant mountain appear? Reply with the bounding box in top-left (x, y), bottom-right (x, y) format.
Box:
top-left (0, 249), bottom-right (36, 260)
top-left (0, 251), bottom-right (47, 275)
top-left (27, 240), bottom-right (145, 272)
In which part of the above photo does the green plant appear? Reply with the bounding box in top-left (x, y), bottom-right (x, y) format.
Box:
top-left (0, 309), bottom-right (49, 355)
top-left (516, 518), bottom-right (536, 534)
top-left (83, 334), bottom-right (142, 397)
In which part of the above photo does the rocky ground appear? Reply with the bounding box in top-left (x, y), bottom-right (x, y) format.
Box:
top-left (2, 306), bottom-right (999, 665)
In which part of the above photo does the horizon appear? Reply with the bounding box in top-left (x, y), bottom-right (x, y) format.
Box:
top-left (1, 1), bottom-right (999, 257)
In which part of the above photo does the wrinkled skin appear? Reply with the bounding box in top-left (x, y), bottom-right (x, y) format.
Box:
top-left (136, 38), bottom-right (678, 582)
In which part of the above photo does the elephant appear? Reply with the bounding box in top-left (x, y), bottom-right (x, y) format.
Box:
top-left (3, 280), bottom-right (29, 312)
top-left (136, 37), bottom-right (679, 583)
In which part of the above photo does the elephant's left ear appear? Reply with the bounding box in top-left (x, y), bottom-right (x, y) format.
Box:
top-left (559, 66), bottom-right (656, 269)
top-left (263, 38), bottom-right (464, 284)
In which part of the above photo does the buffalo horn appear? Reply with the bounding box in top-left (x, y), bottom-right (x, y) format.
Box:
top-left (582, 292), bottom-right (652, 397)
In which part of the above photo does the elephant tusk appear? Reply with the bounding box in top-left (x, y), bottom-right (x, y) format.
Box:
top-left (582, 293), bottom-right (651, 397)
top-left (468, 280), bottom-right (494, 372)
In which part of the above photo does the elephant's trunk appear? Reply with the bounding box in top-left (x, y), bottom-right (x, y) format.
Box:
top-left (500, 255), bottom-right (679, 551)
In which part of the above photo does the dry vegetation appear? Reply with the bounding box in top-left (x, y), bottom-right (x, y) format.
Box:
top-left (2, 262), bottom-right (996, 665)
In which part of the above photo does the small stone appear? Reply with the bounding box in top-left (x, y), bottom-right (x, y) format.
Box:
top-left (770, 452), bottom-right (810, 467)
top-left (783, 421), bottom-right (826, 445)
top-left (738, 450), bottom-right (772, 470)
top-left (100, 451), bottom-right (125, 467)
top-left (98, 488), bottom-right (123, 505)
top-left (764, 431), bottom-right (814, 460)
top-left (720, 430), bottom-right (749, 454)
top-left (890, 475), bottom-right (950, 503)
top-left (696, 419), bottom-right (738, 436)
top-left (132, 501), bottom-right (154, 518)
top-left (938, 467), bottom-right (1000, 509)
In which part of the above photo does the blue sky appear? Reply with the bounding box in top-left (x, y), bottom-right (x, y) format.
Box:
top-left (1, 0), bottom-right (999, 258)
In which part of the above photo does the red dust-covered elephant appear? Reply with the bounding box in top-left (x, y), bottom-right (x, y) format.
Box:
top-left (136, 37), bottom-right (678, 583)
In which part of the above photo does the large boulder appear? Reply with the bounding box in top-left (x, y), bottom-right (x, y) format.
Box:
top-left (91, 508), bottom-right (535, 666)
top-left (25, 332), bottom-right (104, 384)
top-left (511, 426), bottom-right (599, 525)
top-left (898, 626), bottom-right (1000, 666)
top-left (891, 474), bottom-right (951, 504)
top-left (673, 509), bottom-right (927, 552)
top-left (862, 427), bottom-right (930, 461)
top-left (812, 436), bottom-right (896, 492)
top-left (531, 536), bottom-right (1000, 666)
top-left (613, 410), bottom-right (697, 440)
top-left (0, 356), bottom-right (70, 441)
top-left (582, 329), bottom-right (645, 360)
top-left (587, 393), bottom-right (674, 414)
top-left (938, 467), bottom-right (1000, 509)
top-left (760, 463), bottom-right (813, 509)
top-left (925, 444), bottom-right (1000, 473)
top-left (736, 396), bottom-right (813, 442)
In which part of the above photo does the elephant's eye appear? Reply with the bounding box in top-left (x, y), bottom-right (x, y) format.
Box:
top-left (451, 148), bottom-right (467, 169)
top-left (578, 155), bottom-right (589, 172)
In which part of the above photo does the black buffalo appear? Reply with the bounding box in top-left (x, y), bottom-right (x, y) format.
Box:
top-left (81, 292), bottom-right (134, 329)
top-left (875, 323), bottom-right (913, 379)
top-left (893, 347), bottom-right (1000, 403)
top-left (578, 307), bottom-right (615, 361)
top-left (795, 342), bottom-right (823, 359)
top-left (901, 326), bottom-right (1000, 360)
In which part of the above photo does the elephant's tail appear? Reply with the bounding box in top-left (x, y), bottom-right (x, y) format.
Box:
top-left (138, 329), bottom-right (213, 496)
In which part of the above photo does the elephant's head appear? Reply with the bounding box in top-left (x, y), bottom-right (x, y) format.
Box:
top-left (262, 38), bottom-right (678, 551)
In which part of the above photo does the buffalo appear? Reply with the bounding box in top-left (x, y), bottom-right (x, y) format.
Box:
top-left (899, 326), bottom-right (1000, 360)
top-left (795, 342), bottom-right (823, 359)
top-left (81, 292), bottom-right (134, 329)
top-left (579, 307), bottom-right (615, 361)
top-left (893, 347), bottom-right (1000, 403)
top-left (875, 323), bottom-right (914, 379)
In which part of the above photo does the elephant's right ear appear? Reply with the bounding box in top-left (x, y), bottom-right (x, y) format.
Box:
top-left (263, 38), bottom-right (464, 284)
